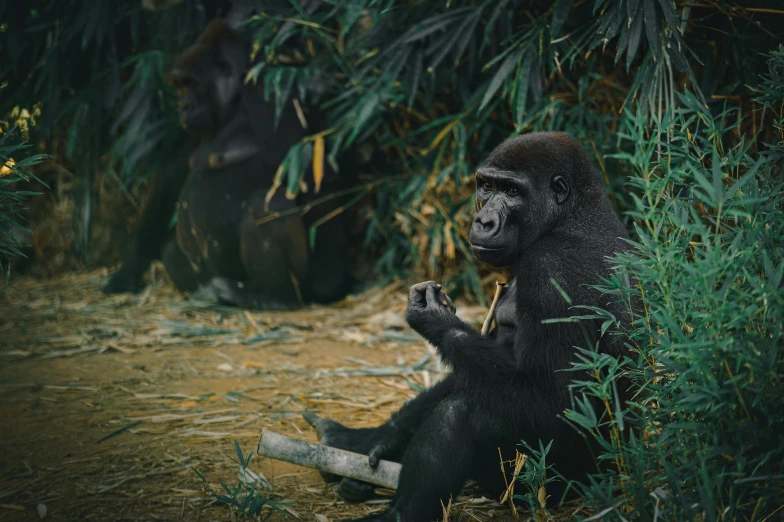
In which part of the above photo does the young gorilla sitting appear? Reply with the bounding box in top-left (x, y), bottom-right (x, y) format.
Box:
top-left (304, 132), bottom-right (635, 521)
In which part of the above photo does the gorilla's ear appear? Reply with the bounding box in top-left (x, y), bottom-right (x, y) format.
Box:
top-left (551, 175), bottom-right (569, 204)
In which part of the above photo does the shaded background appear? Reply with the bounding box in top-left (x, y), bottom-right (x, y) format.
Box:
top-left (1, 0), bottom-right (781, 299)
top-left (1, 2), bottom-right (783, 520)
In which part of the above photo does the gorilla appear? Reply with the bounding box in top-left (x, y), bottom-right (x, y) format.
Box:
top-left (305, 132), bottom-right (635, 521)
top-left (105, 18), bottom-right (352, 309)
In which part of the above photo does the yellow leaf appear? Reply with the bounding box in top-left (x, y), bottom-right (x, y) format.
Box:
top-left (422, 118), bottom-right (459, 156)
top-left (537, 485), bottom-right (547, 508)
top-left (0, 158), bottom-right (15, 177)
top-left (313, 134), bottom-right (325, 193)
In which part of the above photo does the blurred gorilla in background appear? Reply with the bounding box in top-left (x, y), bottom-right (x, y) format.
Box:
top-left (106, 3), bottom-right (356, 309)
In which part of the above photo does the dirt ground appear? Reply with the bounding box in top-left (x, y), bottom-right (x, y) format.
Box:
top-left (0, 267), bottom-right (526, 522)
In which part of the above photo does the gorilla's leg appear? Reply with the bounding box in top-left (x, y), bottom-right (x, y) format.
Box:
top-left (307, 374), bottom-right (456, 501)
top-left (352, 395), bottom-right (476, 522)
top-left (104, 137), bottom-right (196, 294)
top-left (162, 238), bottom-right (210, 293)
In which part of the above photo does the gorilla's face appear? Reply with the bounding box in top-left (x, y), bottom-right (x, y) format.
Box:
top-left (469, 167), bottom-right (570, 268)
top-left (171, 21), bottom-right (246, 134)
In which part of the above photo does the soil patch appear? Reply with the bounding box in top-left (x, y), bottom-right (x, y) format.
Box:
top-left (0, 269), bottom-right (523, 521)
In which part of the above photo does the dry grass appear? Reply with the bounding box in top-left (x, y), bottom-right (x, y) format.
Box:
top-left (0, 267), bottom-right (529, 521)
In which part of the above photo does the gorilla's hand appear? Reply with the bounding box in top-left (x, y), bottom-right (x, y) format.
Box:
top-left (368, 424), bottom-right (410, 469)
top-left (405, 281), bottom-right (460, 341)
top-left (406, 281), bottom-right (455, 313)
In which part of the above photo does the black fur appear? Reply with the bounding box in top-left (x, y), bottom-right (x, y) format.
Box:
top-left (307, 132), bottom-right (634, 521)
top-left (104, 19), bottom-right (352, 308)
top-left (102, 135), bottom-right (197, 294)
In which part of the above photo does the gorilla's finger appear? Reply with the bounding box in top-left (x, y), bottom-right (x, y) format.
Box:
top-left (368, 442), bottom-right (393, 468)
top-left (368, 449), bottom-right (382, 468)
top-left (439, 290), bottom-right (456, 313)
top-left (425, 286), bottom-right (441, 308)
top-left (409, 281), bottom-right (439, 309)
top-left (408, 288), bottom-right (426, 307)
top-left (410, 281), bottom-right (439, 294)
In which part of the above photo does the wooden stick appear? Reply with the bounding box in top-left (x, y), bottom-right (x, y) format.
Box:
top-left (481, 282), bottom-right (508, 335)
top-left (256, 431), bottom-right (401, 489)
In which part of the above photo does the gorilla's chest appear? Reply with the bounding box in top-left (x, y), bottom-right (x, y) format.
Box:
top-left (175, 146), bottom-right (267, 270)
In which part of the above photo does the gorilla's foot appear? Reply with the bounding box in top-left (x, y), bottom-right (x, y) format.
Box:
top-left (301, 411), bottom-right (378, 502)
top-left (189, 279), bottom-right (223, 303)
top-left (301, 411), bottom-right (353, 483)
top-left (302, 411), bottom-right (347, 442)
top-left (337, 477), bottom-right (376, 502)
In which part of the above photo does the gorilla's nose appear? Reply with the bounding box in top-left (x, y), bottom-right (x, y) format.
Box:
top-left (472, 213), bottom-right (500, 237)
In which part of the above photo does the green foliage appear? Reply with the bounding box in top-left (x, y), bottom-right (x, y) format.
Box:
top-left (3, 2), bottom-right (784, 517)
top-left (242, 0), bottom-right (781, 289)
top-left (512, 440), bottom-right (562, 519)
top-left (1, 1), bottom-right (214, 260)
top-left (1, 1), bottom-right (210, 178)
top-left (0, 126), bottom-right (46, 293)
top-left (4, 1), bottom-right (780, 279)
top-left (561, 48), bottom-right (784, 520)
top-left (194, 441), bottom-right (291, 520)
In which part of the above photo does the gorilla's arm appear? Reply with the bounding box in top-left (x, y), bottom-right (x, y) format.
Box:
top-left (104, 137), bottom-right (196, 293)
top-left (385, 373), bottom-right (455, 430)
top-left (405, 284), bottom-right (519, 374)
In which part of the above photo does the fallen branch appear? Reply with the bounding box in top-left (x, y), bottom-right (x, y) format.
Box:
top-left (256, 431), bottom-right (401, 490)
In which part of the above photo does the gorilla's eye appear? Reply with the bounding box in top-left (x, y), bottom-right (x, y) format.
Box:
top-left (506, 187), bottom-right (518, 196)
top-left (482, 182), bottom-right (492, 190)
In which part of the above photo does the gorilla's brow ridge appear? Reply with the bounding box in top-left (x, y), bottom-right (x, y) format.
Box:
top-left (475, 168), bottom-right (522, 182)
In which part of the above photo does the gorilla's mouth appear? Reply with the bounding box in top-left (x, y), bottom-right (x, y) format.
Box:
top-left (470, 243), bottom-right (504, 252)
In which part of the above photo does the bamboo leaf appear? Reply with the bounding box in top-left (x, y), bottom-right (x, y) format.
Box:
top-left (627, 0), bottom-right (641, 22)
top-left (285, 143), bottom-right (302, 200)
top-left (656, 0), bottom-right (685, 44)
top-left (724, 157), bottom-right (763, 201)
top-left (551, 0), bottom-right (575, 37)
top-left (451, 11), bottom-right (482, 67)
top-left (347, 93), bottom-right (379, 147)
top-left (424, 117), bottom-right (460, 155)
top-left (643, 0), bottom-right (660, 62)
top-left (712, 147), bottom-right (724, 205)
top-left (479, 48), bottom-right (524, 112)
top-left (274, 68), bottom-right (297, 129)
top-left (407, 48), bottom-right (424, 107)
top-left (401, 17), bottom-right (456, 44)
top-left (615, 14), bottom-right (632, 65)
top-left (431, 9), bottom-right (482, 71)
top-left (514, 55), bottom-right (532, 126)
top-left (482, 0), bottom-right (513, 52)
top-left (626, 9), bottom-right (644, 70)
